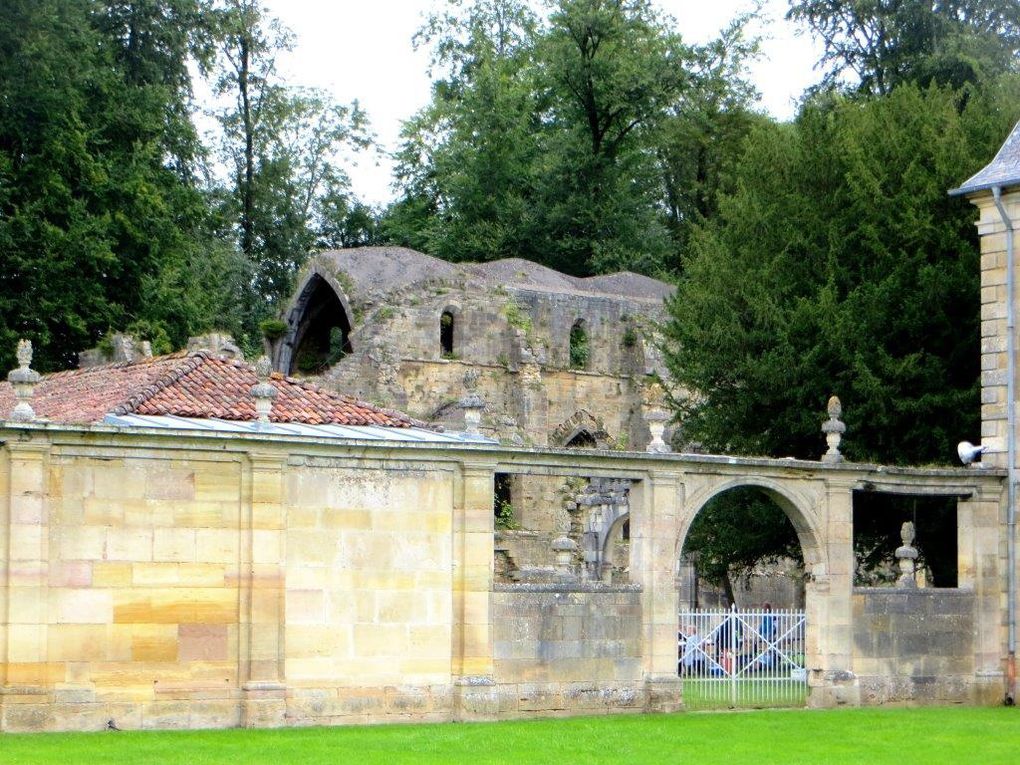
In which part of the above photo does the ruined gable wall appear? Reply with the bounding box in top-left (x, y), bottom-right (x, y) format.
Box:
top-left (317, 282), bottom-right (661, 448)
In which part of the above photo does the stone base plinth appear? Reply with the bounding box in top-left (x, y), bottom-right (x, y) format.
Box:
top-left (242, 681), bottom-right (287, 728)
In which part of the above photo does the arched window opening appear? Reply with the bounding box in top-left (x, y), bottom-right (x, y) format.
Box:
top-left (440, 310), bottom-right (455, 358)
top-left (564, 429), bottom-right (598, 449)
top-left (569, 319), bottom-right (589, 370)
top-left (289, 275), bottom-right (353, 375)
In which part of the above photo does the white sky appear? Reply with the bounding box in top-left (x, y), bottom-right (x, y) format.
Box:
top-left (260, 0), bottom-right (824, 206)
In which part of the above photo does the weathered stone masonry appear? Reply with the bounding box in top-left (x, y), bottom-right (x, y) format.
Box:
top-left (0, 420), bottom-right (1006, 730)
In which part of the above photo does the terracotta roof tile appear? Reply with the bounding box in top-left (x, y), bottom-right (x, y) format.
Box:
top-left (0, 351), bottom-right (421, 428)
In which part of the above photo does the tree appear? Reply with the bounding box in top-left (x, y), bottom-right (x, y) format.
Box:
top-left (532, 0), bottom-right (686, 276)
top-left (657, 11), bottom-right (765, 256)
top-left (391, 0), bottom-right (756, 277)
top-left (212, 0), bottom-right (371, 345)
top-left (787, 0), bottom-right (1020, 95)
top-left (664, 82), bottom-right (1019, 465)
top-left (384, 0), bottom-right (542, 263)
top-left (0, 0), bottom-right (223, 371)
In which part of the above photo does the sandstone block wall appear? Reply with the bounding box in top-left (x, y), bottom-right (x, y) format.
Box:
top-left (4, 448), bottom-right (245, 731)
top-left (491, 585), bottom-right (645, 715)
top-left (281, 461), bottom-right (455, 724)
top-left (851, 589), bottom-right (996, 704)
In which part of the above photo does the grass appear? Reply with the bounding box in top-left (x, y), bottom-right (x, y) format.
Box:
top-left (2, 707), bottom-right (1019, 764)
top-left (682, 677), bottom-right (808, 710)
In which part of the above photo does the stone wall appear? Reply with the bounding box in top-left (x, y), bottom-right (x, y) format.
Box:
top-left (313, 280), bottom-right (663, 449)
top-left (0, 440), bottom-right (462, 731)
top-left (851, 588), bottom-right (994, 704)
top-left (491, 584), bottom-right (645, 715)
top-left (4, 448), bottom-right (246, 730)
top-left (0, 425), bottom-right (1008, 730)
top-left (281, 461), bottom-right (456, 724)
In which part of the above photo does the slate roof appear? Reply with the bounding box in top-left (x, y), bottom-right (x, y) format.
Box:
top-left (951, 120), bottom-right (1020, 196)
top-left (0, 351), bottom-right (420, 428)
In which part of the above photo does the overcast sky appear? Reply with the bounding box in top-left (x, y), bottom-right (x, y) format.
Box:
top-left (260, 0), bottom-right (824, 206)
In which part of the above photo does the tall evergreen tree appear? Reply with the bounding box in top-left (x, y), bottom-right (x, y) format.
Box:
top-left (664, 82), bottom-right (1019, 464)
top-left (0, 0), bottom-right (223, 371)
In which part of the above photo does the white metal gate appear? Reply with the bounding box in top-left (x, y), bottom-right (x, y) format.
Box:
top-left (678, 606), bottom-right (807, 710)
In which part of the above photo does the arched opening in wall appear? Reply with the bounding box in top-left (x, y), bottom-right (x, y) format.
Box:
top-left (852, 491), bottom-right (958, 588)
top-left (289, 274), bottom-right (353, 375)
top-left (564, 429), bottom-right (598, 448)
top-left (569, 319), bottom-right (589, 370)
top-left (440, 310), bottom-right (455, 358)
top-left (677, 484), bottom-right (810, 710)
top-left (680, 486), bottom-right (804, 610)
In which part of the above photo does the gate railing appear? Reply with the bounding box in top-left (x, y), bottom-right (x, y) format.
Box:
top-left (678, 605), bottom-right (807, 709)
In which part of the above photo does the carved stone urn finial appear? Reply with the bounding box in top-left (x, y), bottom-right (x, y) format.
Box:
top-left (895, 521), bottom-right (919, 588)
top-left (7, 339), bottom-right (41, 422)
top-left (643, 408), bottom-right (670, 454)
top-left (250, 355), bottom-right (277, 426)
top-left (821, 395), bottom-right (846, 463)
top-left (460, 392), bottom-right (485, 436)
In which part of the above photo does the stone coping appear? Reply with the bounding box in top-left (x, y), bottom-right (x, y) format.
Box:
top-left (0, 420), bottom-right (1006, 482)
top-left (494, 582), bottom-right (642, 594)
top-left (852, 587), bottom-right (973, 596)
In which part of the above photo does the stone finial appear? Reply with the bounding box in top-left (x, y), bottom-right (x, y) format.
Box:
top-left (644, 407), bottom-right (670, 454)
top-left (250, 355), bottom-right (277, 425)
top-left (7, 339), bottom-right (41, 422)
top-left (552, 535), bottom-right (578, 579)
top-left (821, 395), bottom-right (846, 463)
top-left (460, 392), bottom-right (485, 436)
top-left (140, 340), bottom-right (153, 359)
top-left (895, 521), bottom-right (918, 588)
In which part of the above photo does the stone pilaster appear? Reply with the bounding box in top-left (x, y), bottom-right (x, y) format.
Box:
top-left (630, 470), bottom-right (683, 711)
top-left (452, 461), bottom-right (497, 719)
top-left (240, 453), bottom-right (287, 727)
top-left (1, 436), bottom-right (53, 731)
top-left (967, 189), bottom-right (1020, 468)
top-left (807, 476), bottom-right (859, 707)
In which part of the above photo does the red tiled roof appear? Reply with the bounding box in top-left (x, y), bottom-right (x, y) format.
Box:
top-left (0, 351), bottom-right (419, 428)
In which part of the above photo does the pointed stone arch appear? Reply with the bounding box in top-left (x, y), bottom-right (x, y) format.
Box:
top-left (276, 264), bottom-right (355, 375)
top-left (551, 409), bottom-right (611, 449)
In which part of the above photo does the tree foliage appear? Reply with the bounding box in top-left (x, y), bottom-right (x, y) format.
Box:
top-left (385, 0), bottom-right (761, 277)
top-left (788, 0), bottom-right (1020, 95)
top-left (0, 0), bottom-right (375, 370)
top-left (0, 0), bottom-right (222, 371)
top-left (665, 82), bottom-right (1020, 466)
top-left (212, 0), bottom-right (372, 346)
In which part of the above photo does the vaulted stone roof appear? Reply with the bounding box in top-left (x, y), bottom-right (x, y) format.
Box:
top-left (313, 247), bottom-right (675, 303)
top-left (0, 351), bottom-right (420, 427)
top-left (952, 120), bottom-right (1020, 196)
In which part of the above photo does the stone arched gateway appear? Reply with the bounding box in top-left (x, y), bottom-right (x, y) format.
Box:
top-left (673, 475), bottom-right (826, 704)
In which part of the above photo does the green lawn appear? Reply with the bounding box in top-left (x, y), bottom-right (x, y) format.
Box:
top-left (682, 678), bottom-right (808, 710)
top-left (1, 707), bottom-right (1018, 764)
